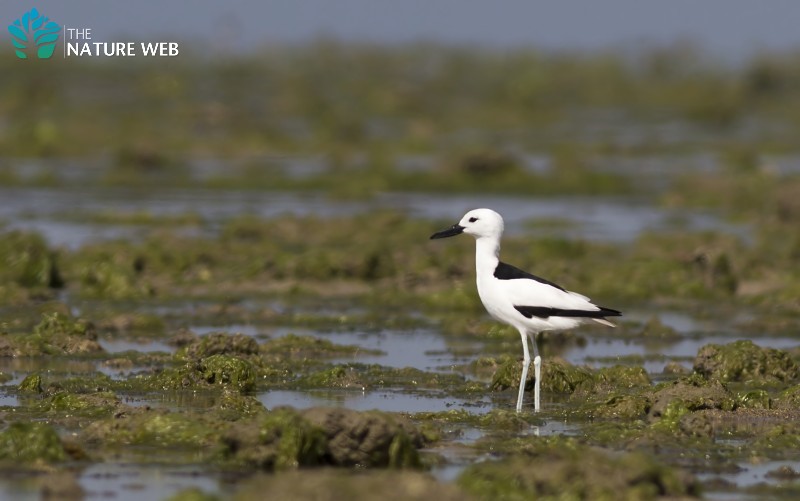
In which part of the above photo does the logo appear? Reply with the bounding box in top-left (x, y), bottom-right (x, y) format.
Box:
top-left (8, 8), bottom-right (60, 59)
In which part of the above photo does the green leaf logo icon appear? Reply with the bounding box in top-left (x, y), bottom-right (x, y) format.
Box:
top-left (8, 8), bottom-right (61, 59)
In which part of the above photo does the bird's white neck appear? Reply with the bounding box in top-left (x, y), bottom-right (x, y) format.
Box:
top-left (475, 236), bottom-right (500, 276)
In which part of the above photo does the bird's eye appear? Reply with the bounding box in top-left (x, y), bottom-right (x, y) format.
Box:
top-left (468, 217), bottom-right (478, 223)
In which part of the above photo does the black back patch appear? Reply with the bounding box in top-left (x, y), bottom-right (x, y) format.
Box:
top-left (514, 305), bottom-right (623, 319)
top-left (493, 261), bottom-right (566, 292)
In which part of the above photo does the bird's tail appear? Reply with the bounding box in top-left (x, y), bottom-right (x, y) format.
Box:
top-left (593, 318), bottom-right (617, 328)
top-left (592, 306), bottom-right (622, 327)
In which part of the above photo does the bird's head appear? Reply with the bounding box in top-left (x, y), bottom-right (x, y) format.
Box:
top-left (430, 208), bottom-right (504, 240)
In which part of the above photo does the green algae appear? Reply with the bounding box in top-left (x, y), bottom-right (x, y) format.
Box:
top-left (221, 408), bottom-right (331, 469)
top-left (133, 354), bottom-right (256, 393)
top-left (299, 365), bottom-right (365, 389)
top-left (0, 312), bottom-right (103, 356)
top-left (0, 422), bottom-right (69, 464)
top-left (591, 394), bottom-right (653, 420)
top-left (34, 312), bottom-right (94, 338)
top-left (751, 423), bottom-right (800, 457)
top-left (35, 391), bottom-right (121, 418)
top-left (84, 409), bottom-right (221, 448)
top-left (215, 390), bottom-right (268, 420)
top-left (649, 375), bottom-right (737, 418)
top-left (774, 384), bottom-right (800, 410)
top-left (75, 256), bottom-right (150, 299)
top-left (199, 354), bottom-right (257, 392)
top-left (178, 332), bottom-right (260, 360)
top-left (42, 372), bottom-right (115, 394)
top-left (579, 365), bottom-right (652, 393)
top-left (18, 374), bottom-right (43, 393)
top-left (737, 389), bottom-right (772, 410)
top-left (694, 340), bottom-right (799, 384)
top-left (459, 437), bottom-right (700, 500)
top-left (490, 357), bottom-right (650, 403)
top-left (0, 231), bottom-right (63, 290)
top-left (490, 355), bottom-right (593, 395)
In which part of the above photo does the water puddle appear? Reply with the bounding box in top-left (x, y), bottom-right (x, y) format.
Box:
top-left (188, 324), bottom-right (465, 371)
top-left (190, 324), bottom-right (262, 337)
top-left (565, 336), bottom-right (800, 373)
top-left (80, 462), bottom-right (223, 501)
top-left (701, 459), bottom-right (800, 499)
top-left (0, 392), bottom-right (19, 407)
top-left (259, 389), bottom-right (488, 414)
top-left (0, 459), bottom-right (223, 501)
top-left (430, 418), bottom-right (579, 482)
top-left (98, 339), bottom-right (173, 354)
top-left (0, 359), bottom-right (98, 387)
top-left (270, 328), bottom-right (468, 372)
top-left (115, 391), bottom-right (222, 410)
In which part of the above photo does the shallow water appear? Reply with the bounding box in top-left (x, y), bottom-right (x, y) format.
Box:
top-left (565, 335), bottom-right (800, 373)
top-left (272, 328), bottom-right (469, 372)
top-left (0, 187), bottom-right (748, 248)
top-left (0, 462), bottom-right (226, 501)
top-left (701, 459), bottom-right (800, 501)
top-left (98, 339), bottom-right (174, 354)
top-left (80, 463), bottom-right (224, 501)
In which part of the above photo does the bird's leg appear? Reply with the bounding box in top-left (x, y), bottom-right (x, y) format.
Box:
top-left (527, 332), bottom-right (541, 413)
top-left (516, 329), bottom-right (531, 413)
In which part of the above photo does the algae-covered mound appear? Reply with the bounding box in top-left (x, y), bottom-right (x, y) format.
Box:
top-left (136, 354), bottom-right (257, 393)
top-left (83, 408), bottom-right (221, 448)
top-left (574, 365), bottom-right (652, 397)
top-left (199, 354), bottom-right (257, 392)
top-left (0, 312), bottom-right (103, 356)
top-left (775, 384), bottom-right (800, 410)
top-left (491, 357), bottom-right (649, 399)
top-left (221, 407), bottom-right (424, 470)
top-left (0, 231), bottom-right (63, 290)
top-left (458, 438), bottom-right (699, 500)
top-left (233, 470), bottom-right (468, 501)
top-left (0, 422), bottom-right (70, 464)
top-left (648, 375), bottom-right (736, 433)
top-left (694, 340), bottom-right (799, 384)
top-left (304, 407), bottom-right (423, 468)
top-left (35, 391), bottom-right (122, 418)
top-left (178, 332), bottom-right (260, 360)
top-left (490, 356), bottom-right (593, 395)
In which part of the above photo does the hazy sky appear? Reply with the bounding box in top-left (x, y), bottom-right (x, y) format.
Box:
top-left (5, 0), bottom-right (800, 57)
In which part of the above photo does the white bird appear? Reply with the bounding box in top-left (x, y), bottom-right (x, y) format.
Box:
top-left (430, 208), bottom-right (621, 412)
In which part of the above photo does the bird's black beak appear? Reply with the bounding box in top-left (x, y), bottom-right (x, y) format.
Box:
top-left (430, 224), bottom-right (465, 239)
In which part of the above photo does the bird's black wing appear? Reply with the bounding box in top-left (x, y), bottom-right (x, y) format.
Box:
top-left (514, 305), bottom-right (623, 319)
top-left (494, 261), bottom-right (567, 292)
